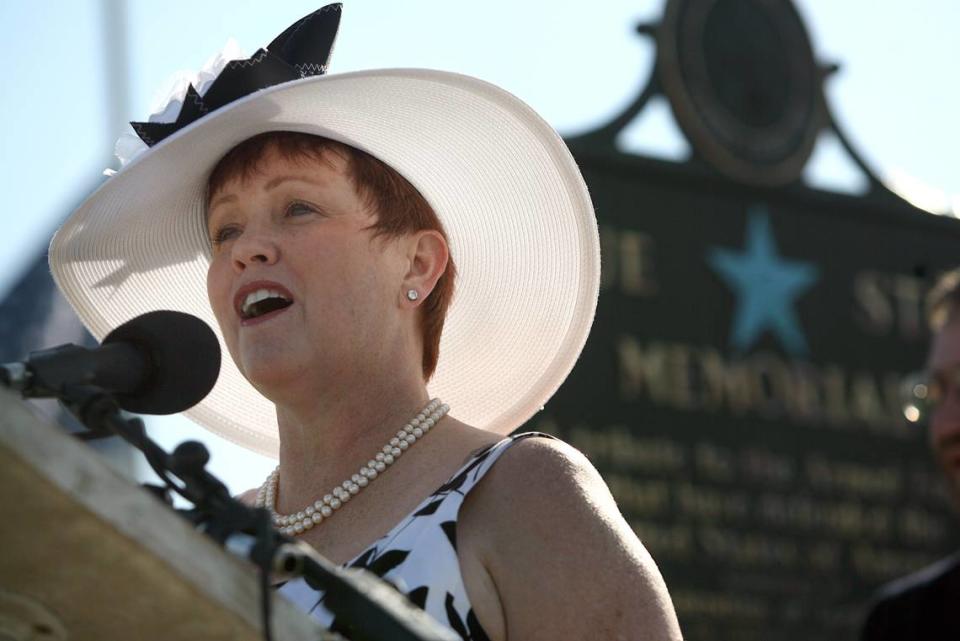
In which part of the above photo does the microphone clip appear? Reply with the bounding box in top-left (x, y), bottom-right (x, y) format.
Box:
top-left (0, 361), bottom-right (31, 393)
top-left (57, 383), bottom-right (140, 442)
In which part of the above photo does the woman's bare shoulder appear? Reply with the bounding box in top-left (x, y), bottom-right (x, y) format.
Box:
top-left (469, 435), bottom-right (604, 499)
top-left (461, 434), bottom-right (683, 641)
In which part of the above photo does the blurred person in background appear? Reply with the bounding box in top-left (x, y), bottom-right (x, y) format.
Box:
top-left (861, 268), bottom-right (960, 640)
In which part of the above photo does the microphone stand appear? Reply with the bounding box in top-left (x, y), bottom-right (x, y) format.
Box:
top-left (22, 382), bottom-right (458, 641)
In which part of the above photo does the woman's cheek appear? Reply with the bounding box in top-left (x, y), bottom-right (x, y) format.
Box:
top-left (206, 259), bottom-right (233, 331)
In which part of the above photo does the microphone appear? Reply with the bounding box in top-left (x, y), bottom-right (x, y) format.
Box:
top-left (0, 310), bottom-right (221, 415)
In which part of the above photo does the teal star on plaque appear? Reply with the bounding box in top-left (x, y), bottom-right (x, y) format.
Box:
top-left (708, 207), bottom-right (819, 355)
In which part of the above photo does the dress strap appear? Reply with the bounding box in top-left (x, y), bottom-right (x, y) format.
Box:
top-left (440, 431), bottom-right (557, 499)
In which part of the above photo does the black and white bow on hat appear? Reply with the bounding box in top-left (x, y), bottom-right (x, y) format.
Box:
top-left (131, 4), bottom-right (342, 146)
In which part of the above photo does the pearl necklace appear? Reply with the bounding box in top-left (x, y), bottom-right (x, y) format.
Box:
top-left (257, 398), bottom-right (449, 536)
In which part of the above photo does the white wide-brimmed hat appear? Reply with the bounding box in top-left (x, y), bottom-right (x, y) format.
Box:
top-left (49, 4), bottom-right (599, 458)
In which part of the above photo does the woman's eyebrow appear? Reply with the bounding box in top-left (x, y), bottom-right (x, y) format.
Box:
top-left (208, 174), bottom-right (326, 213)
top-left (208, 193), bottom-right (237, 211)
top-left (263, 175), bottom-right (325, 191)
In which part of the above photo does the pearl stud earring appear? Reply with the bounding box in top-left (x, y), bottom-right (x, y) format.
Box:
top-left (406, 289), bottom-right (419, 301)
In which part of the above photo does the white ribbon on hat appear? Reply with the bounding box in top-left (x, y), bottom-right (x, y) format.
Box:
top-left (107, 39), bottom-right (248, 175)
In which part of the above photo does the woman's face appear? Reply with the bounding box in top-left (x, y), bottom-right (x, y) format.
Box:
top-left (205, 147), bottom-right (410, 397)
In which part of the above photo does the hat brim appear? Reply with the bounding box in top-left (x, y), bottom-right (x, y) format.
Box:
top-left (49, 69), bottom-right (599, 458)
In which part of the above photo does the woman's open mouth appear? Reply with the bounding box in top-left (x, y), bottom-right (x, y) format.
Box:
top-left (237, 286), bottom-right (294, 325)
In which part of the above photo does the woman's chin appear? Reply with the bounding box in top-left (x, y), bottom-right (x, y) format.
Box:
top-left (237, 353), bottom-right (307, 395)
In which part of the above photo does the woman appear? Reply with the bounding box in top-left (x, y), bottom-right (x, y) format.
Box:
top-left (50, 5), bottom-right (682, 640)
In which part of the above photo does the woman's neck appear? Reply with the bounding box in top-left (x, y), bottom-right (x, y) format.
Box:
top-left (271, 369), bottom-right (431, 514)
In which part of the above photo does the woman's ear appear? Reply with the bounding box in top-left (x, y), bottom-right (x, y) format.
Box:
top-left (402, 230), bottom-right (449, 305)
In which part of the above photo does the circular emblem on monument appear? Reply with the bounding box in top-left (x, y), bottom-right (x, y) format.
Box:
top-left (657, 0), bottom-right (822, 186)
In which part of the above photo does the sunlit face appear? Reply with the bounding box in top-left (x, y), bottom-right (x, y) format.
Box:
top-left (927, 317), bottom-right (960, 505)
top-left (205, 147), bottom-right (410, 399)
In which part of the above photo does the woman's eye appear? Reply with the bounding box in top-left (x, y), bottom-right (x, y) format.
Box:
top-left (211, 225), bottom-right (240, 246)
top-left (286, 201), bottom-right (316, 217)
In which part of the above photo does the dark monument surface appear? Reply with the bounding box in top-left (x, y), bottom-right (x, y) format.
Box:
top-left (539, 1), bottom-right (960, 639)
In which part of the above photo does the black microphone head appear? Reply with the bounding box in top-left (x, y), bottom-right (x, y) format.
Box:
top-left (103, 311), bottom-right (221, 414)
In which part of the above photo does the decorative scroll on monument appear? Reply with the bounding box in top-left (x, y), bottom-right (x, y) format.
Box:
top-left (543, 1), bottom-right (960, 640)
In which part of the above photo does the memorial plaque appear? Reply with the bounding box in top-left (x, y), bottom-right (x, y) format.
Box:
top-left (541, 1), bottom-right (959, 637)
top-left (537, 151), bottom-right (960, 641)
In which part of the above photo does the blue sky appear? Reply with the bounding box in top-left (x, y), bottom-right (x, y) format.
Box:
top-left (2, 0), bottom-right (958, 491)
top-left (4, 0), bottom-right (958, 299)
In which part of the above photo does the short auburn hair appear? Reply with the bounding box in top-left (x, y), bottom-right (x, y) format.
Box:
top-left (206, 131), bottom-right (456, 381)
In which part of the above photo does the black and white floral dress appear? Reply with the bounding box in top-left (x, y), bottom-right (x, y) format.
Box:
top-left (278, 432), bottom-right (550, 640)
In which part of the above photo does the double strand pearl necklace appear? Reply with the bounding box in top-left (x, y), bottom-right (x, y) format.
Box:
top-left (257, 398), bottom-right (449, 536)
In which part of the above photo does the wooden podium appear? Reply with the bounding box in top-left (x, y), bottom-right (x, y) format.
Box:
top-left (0, 389), bottom-right (333, 640)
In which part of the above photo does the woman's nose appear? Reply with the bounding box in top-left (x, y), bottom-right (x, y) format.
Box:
top-left (231, 229), bottom-right (279, 271)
